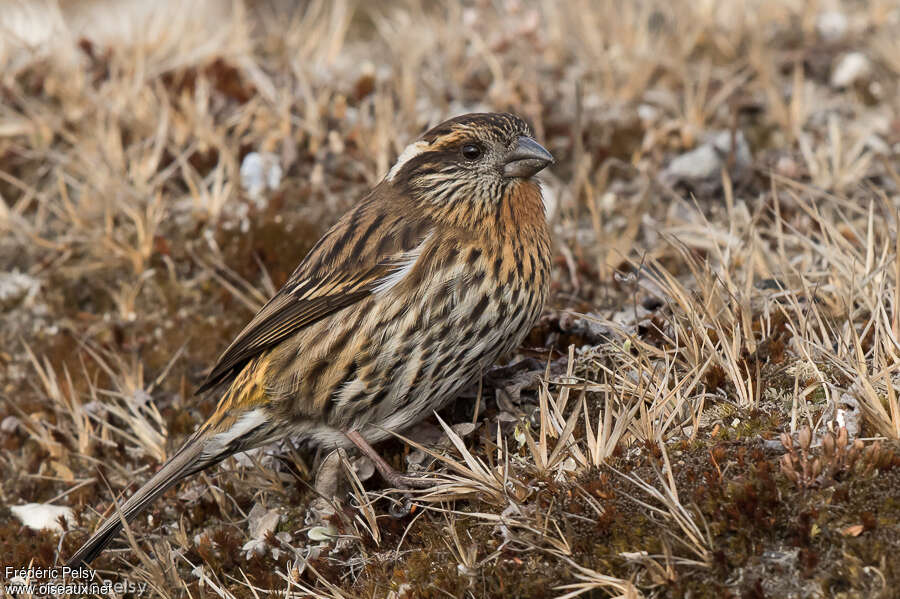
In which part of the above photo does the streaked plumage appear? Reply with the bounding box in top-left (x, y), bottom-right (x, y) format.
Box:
top-left (67, 112), bottom-right (553, 567)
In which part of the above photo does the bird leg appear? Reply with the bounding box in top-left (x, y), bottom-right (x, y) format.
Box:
top-left (344, 430), bottom-right (432, 489)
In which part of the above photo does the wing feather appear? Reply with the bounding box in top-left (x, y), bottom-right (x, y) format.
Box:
top-left (197, 192), bottom-right (432, 394)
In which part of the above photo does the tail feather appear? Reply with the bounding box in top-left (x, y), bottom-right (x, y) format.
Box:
top-left (67, 406), bottom-right (275, 568)
top-left (66, 436), bottom-right (209, 569)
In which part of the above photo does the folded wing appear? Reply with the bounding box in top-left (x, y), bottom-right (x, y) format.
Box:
top-left (197, 192), bottom-right (433, 393)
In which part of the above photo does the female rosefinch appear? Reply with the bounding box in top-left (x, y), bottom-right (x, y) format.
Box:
top-left (67, 112), bottom-right (553, 567)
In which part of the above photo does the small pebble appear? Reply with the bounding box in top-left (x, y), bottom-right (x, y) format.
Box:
top-left (240, 152), bottom-right (283, 200)
top-left (831, 52), bottom-right (871, 88)
top-left (816, 11), bottom-right (848, 42)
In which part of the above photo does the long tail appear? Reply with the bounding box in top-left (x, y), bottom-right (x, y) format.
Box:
top-left (65, 435), bottom-right (208, 568)
top-left (66, 407), bottom-right (272, 568)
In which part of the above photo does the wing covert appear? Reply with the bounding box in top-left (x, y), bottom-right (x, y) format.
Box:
top-left (197, 195), bottom-right (432, 394)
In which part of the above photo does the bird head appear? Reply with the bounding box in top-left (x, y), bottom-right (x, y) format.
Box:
top-left (386, 112), bottom-right (553, 225)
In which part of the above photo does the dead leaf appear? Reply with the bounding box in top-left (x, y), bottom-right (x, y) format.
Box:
top-left (840, 524), bottom-right (864, 537)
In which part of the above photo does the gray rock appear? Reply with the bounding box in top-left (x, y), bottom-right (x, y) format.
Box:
top-left (663, 130), bottom-right (751, 183)
top-left (666, 144), bottom-right (720, 180)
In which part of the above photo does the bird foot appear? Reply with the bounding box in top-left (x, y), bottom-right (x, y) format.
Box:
top-left (344, 430), bottom-right (433, 490)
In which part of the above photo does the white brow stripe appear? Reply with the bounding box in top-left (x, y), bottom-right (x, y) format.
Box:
top-left (386, 140), bottom-right (429, 181)
top-left (373, 233), bottom-right (433, 295)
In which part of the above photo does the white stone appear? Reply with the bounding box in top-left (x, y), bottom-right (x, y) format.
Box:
top-left (240, 152), bottom-right (282, 199)
top-left (816, 11), bottom-right (848, 42)
top-left (0, 415), bottom-right (20, 433)
top-left (831, 52), bottom-right (871, 88)
top-left (0, 270), bottom-right (40, 307)
top-left (11, 503), bottom-right (74, 532)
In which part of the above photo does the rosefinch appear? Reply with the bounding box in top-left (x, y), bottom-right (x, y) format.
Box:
top-left (67, 112), bottom-right (553, 567)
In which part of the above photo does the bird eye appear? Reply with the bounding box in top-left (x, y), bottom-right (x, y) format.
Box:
top-left (461, 144), bottom-right (482, 160)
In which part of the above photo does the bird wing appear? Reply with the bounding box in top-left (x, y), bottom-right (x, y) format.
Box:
top-left (197, 195), bottom-right (432, 393)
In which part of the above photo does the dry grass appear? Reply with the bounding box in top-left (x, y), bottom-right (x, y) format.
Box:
top-left (2, 0), bottom-right (900, 597)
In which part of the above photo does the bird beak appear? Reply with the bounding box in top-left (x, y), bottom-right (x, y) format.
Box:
top-left (503, 136), bottom-right (554, 178)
